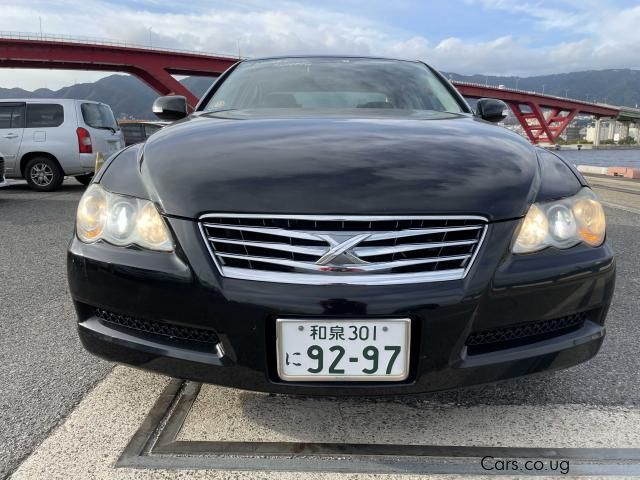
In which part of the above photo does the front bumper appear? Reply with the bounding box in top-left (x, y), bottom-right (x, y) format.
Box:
top-left (68, 217), bottom-right (615, 395)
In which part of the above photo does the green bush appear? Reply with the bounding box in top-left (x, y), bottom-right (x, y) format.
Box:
top-left (556, 138), bottom-right (592, 145)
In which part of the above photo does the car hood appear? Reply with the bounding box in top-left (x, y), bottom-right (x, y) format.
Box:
top-left (140, 111), bottom-right (540, 221)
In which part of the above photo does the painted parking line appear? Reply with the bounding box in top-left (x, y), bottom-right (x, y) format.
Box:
top-left (601, 201), bottom-right (640, 216)
top-left (589, 181), bottom-right (640, 215)
top-left (9, 366), bottom-right (640, 479)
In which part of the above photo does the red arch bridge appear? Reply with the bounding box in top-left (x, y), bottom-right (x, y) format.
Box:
top-left (2, 34), bottom-right (640, 145)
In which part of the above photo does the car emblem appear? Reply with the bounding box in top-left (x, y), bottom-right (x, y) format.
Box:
top-left (314, 233), bottom-right (371, 266)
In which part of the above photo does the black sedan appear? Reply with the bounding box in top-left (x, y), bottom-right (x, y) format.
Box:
top-left (67, 56), bottom-right (615, 395)
top-left (118, 120), bottom-right (167, 146)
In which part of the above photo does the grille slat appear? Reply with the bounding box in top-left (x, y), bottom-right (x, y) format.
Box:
top-left (209, 237), bottom-right (326, 257)
top-left (367, 225), bottom-right (483, 241)
top-left (200, 215), bottom-right (487, 285)
top-left (203, 223), bottom-right (324, 241)
top-left (354, 239), bottom-right (478, 257)
top-left (216, 252), bottom-right (472, 272)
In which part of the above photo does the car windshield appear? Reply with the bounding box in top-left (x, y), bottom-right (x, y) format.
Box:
top-left (81, 103), bottom-right (118, 130)
top-left (203, 58), bottom-right (465, 114)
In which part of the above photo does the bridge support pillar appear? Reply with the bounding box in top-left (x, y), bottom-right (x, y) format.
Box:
top-left (130, 66), bottom-right (199, 109)
top-left (507, 102), bottom-right (577, 144)
top-left (622, 122), bottom-right (630, 141)
top-left (608, 119), bottom-right (617, 141)
top-left (594, 118), bottom-right (602, 148)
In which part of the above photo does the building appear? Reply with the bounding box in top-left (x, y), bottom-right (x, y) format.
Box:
top-left (563, 125), bottom-right (582, 141)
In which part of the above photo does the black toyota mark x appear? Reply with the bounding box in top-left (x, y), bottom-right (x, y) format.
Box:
top-left (68, 56), bottom-right (615, 395)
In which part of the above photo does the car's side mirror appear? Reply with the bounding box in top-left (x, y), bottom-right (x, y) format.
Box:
top-left (475, 98), bottom-right (508, 123)
top-left (152, 95), bottom-right (188, 121)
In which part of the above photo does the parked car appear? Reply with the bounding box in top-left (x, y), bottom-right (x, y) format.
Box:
top-left (118, 120), bottom-right (167, 146)
top-left (0, 99), bottom-right (124, 191)
top-left (68, 56), bottom-right (615, 395)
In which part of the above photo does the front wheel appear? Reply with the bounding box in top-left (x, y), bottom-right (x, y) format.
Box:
top-left (75, 173), bottom-right (94, 186)
top-left (25, 157), bottom-right (64, 192)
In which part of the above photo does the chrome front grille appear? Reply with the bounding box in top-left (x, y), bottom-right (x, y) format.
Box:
top-left (199, 214), bottom-right (488, 285)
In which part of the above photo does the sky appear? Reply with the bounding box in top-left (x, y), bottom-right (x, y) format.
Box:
top-left (2, 0), bottom-right (640, 90)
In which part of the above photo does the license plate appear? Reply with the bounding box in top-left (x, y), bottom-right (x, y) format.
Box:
top-left (276, 318), bottom-right (410, 381)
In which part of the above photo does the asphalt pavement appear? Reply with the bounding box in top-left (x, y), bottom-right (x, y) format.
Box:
top-left (0, 175), bottom-right (639, 478)
top-left (0, 180), bottom-right (113, 479)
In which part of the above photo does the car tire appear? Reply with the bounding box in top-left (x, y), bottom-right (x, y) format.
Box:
top-left (24, 157), bottom-right (64, 192)
top-left (75, 173), bottom-right (94, 186)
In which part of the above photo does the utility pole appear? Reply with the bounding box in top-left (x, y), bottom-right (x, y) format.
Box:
top-left (542, 84), bottom-right (545, 94)
top-left (39, 17), bottom-right (43, 38)
top-left (565, 88), bottom-right (569, 98)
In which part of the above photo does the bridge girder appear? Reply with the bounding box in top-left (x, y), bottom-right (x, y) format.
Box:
top-left (1, 37), bottom-right (635, 144)
top-left (508, 102), bottom-right (578, 144)
top-left (453, 82), bottom-right (621, 144)
top-left (0, 38), bottom-right (238, 109)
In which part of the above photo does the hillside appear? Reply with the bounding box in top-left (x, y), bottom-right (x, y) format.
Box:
top-left (447, 69), bottom-right (640, 107)
top-left (0, 75), bottom-right (216, 119)
top-left (1, 69), bottom-right (639, 119)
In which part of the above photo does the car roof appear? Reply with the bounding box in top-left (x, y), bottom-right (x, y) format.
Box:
top-left (118, 120), bottom-right (168, 125)
top-left (241, 55), bottom-right (424, 65)
top-left (0, 98), bottom-right (104, 105)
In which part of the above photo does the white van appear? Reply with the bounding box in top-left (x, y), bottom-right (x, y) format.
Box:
top-left (0, 99), bottom-right (124, 191)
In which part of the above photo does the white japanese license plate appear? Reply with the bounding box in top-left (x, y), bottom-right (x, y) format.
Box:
top-left (276, 318), bottom-right (410, 381)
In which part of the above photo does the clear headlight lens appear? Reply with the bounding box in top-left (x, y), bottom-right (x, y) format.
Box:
top-left (107, 197), bottom-right (137, 241)
top-left (513, 188), bottom-right (605, 253)
top-left (76, 184), bottom-right (173, 251)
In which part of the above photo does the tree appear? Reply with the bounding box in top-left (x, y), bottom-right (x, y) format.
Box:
top-left (618, 136), bottom-right (637, 145)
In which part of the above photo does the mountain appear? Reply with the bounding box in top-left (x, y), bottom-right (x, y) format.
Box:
top-left (1, 69), bottom-right (639, 120)
top-left (0, 75), bottom-right (216, 119)
top-left (447, 69), bottom-right (640, 108)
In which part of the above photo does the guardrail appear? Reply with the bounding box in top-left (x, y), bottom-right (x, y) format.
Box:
top-left (0, 30), bottom-right (240, 60)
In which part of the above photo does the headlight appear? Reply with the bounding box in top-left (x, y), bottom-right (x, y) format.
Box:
top-left (513, 188), bottom-right (605, 253)
top-left (76, 184), bottom-right (173, 251)
top-left (76, 184), bottom-right (107, 242)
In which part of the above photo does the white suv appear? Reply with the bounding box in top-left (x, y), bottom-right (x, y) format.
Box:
top-left (0, 99), bottom-right (124, 191)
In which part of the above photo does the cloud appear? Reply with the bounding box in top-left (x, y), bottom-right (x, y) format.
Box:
top-left (2, 0), bottom-right (640, 90)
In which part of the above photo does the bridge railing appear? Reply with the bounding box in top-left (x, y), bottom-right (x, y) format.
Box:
top-left (452, 79), bottom-right (628, 109)
top-left (0, 30), bottom-right (240, 60)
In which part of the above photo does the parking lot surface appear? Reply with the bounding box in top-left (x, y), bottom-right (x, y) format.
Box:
top-left (10, 367), bottom-right (640, 478)
top-left (0, 180), bottom-right (113, 478)
top-left (1, 174), bottom-right (639, 478)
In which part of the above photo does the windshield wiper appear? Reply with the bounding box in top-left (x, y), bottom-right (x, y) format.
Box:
top-left (93, 126), bottom-right (117, 133)
top-left (205, 108), bottom-right (239, 115)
